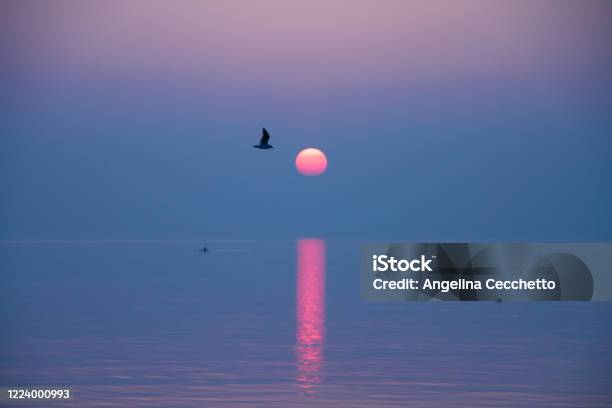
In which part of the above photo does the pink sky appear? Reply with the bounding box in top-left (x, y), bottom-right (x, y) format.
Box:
top-left (7, 1), bottom-right (610, 88)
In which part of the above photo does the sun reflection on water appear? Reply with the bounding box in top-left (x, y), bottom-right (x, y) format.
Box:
top-left (295, 239), bottom-right (326, 392)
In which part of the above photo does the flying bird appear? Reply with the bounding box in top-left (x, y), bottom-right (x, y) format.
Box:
top-left (253, 128), bottom-right (273, 149)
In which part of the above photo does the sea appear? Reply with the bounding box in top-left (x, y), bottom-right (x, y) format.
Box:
top-left (1, 240), bottom-right (611, 407)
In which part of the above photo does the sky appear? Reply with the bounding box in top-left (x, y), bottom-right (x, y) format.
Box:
top-left (1, 0), bottom-right (611, 240)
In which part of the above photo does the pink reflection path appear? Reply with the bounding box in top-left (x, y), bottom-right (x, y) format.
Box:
top-left (296, 239), bottom-right (326, 392)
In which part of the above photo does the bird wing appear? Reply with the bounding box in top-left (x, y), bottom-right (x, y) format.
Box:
top-left (261, 128), bottom-right (270, 144)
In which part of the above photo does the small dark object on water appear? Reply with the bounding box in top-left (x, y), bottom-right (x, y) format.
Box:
top-left (496, 298), bottom-right (502, 303)
top-left (199, 246), bottom-right (208, 253)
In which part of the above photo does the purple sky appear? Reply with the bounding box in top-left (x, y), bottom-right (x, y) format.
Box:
top-left (1, 0), bottom-right (611, 239)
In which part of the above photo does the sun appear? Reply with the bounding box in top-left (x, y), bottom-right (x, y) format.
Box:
top-left (295, 148), bottom-right (327, 176)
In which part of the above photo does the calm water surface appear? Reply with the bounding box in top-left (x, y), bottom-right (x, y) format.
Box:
top-left (1, 240), bottom-right (611, 407)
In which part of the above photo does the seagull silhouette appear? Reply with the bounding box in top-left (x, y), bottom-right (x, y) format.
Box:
top-left (253, 128), bottom-right (273, 149)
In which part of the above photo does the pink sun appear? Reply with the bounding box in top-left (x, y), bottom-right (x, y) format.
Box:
top-left (295, 148), bottom-right (328, 176)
